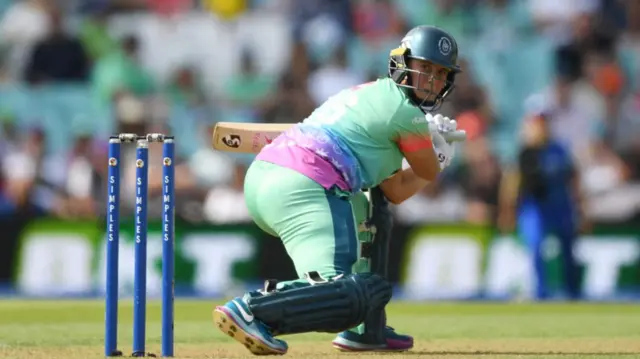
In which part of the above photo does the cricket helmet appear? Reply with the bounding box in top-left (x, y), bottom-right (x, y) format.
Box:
top-left (389, 25), bottom-right (461, 111)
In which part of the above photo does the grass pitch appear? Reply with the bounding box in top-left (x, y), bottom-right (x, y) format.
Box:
top-left (0, 299), bottom-right (639, 359)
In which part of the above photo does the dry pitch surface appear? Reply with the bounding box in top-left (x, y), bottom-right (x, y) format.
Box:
top-left (1, 300), bottom-right (639, 359)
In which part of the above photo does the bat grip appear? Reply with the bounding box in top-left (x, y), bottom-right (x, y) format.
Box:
top-left (442, 130), bottom-right (467, 143)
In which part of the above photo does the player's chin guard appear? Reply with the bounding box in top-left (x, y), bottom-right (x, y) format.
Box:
top-left (389, 25), bottom-right (462, 112)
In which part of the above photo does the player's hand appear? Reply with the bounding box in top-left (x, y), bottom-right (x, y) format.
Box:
top-left (428, 127), bottom-right (455, 170)
top-left (427, 114), bottom-right (460, 170)
top-left (427, 114), bottom-right (465, 170)
top-left (430, 114), bottom-right (456, 133)
top-left (425, 113), bottom-right (466, 143)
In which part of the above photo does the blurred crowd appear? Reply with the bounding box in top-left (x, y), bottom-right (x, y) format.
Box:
top-left (0, 0), bottom-right (638, 227)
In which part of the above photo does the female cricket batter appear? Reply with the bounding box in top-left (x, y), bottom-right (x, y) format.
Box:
top-left (214, 25), bottom-right (464, 356)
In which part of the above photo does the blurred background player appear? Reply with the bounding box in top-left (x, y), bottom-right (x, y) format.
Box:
top-left (498, 98), bottom-right (585, 300)
top-left (213, 25), bottom-right (464, 355)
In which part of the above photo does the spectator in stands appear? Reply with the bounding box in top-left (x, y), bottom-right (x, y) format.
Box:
top-left (535, 45), bottom-right (607, 168)
top-left (223, 49), bottom-right (276, 114)
top-left (0, 110), bottom-right (17, 215)
top-left (24, 8), bottom-right (90, 84)
top-left (52, 133), bottom-right (102, 219)
top-left (91, 34), bottom-right (155, 105)
top-left (0, 0), bottom-right (51, 81)
top-left (307, 45), bottom-right (365, 106)
top-left (203, 0), bottom-right (247, 20)
top-left (394, 0), bottom-right (467, 42)
top-left (584, 36), bottom-right (625, 123)
top-left (166, 66), bottom-right (208, 108)
top-left (472, 0), bottom-right (536, 52)
top-left (149, 0), bottom-right (191, 17)
top-left (218, 49), bottom-right (276, 124)
top-left (617, 0), bottom-right (640, 90)
top-left (1, 127), bottom-right (52, 216)
top-left (260, 72), bottom-right (316, 124)
top-left (458, 138), bottom-right (503, 225)
top-left (581, 35), bottom-right (636, 182)
top-left (185, 121), bottom-right (235, 190)
top-left (551, 44), bottom-right (629, 197)
top-left (528, 0), bottom-right (600, 45)
top-left (260, 44), bottom-right (315, 124)
top-left (78, 5), bottom-right (119, 62)
top-left (291, 0), bottom-right (353, 64)
top-left (0, 109), bottom-right (17, 155)
top-left (203, 161), bottom-right (252, 224)
top-left (614, 75), bottom-right (640, 179)
top-left (350, 0), bottom-right (406, 75)
top-left (353, 0), bottom-right (406, 43)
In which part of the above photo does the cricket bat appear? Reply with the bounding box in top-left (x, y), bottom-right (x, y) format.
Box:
top-left (212, 122), bottom-right (294, 153)
top-left (212, 122), bottom-right (466, 154)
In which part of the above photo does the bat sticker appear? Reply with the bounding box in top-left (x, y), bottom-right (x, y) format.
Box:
top-left (221, 134), bottom-right (242, 148)
top-left (252, 133), bottom-right (276, 151)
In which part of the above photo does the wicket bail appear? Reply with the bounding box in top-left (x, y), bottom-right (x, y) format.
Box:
top-left (105, 133), bottom-right (176, 357)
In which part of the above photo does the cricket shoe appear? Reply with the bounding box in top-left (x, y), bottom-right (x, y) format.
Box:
top-left (214, 295), bottom-right (288, 356)
top-left (332, 326), bottom-right (413, 352)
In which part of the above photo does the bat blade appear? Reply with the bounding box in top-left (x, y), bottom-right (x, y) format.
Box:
top-left (212, 122), bottom-right (294, 153)
top-left (212, 123), bottom-right (467, 154)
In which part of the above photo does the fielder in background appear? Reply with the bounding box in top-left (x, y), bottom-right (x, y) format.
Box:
top-left (498, 100), bottom-right (586, 300)
top-left (213, 25), bottom-right (466, 355)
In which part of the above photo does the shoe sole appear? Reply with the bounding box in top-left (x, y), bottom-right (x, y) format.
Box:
top-left (213, 306), bottom-right (287, 356)
top-left (332, 338), bottom-right (412, 352)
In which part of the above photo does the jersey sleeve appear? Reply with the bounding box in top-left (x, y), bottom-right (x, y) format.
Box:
top-left (390, 104), bottom-right (432, 153)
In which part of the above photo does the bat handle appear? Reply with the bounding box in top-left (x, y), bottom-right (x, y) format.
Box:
top-left (442, 130), bottom-right (467, 143)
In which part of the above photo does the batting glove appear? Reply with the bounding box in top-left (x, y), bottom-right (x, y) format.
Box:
top-left (426, 114), bottom-right (459, 170)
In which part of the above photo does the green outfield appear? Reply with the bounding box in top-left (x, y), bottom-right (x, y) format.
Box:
top-left (0, 299), bottom-right (639, 359)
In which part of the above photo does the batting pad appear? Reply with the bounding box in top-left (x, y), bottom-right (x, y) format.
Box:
top-left (348, 187), bottom-right (393, 341)
top-left (248, 273), bottom-right (392, 336)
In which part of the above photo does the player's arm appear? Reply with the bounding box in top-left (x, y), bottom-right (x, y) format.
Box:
top-left (498, 149), bottom-right (527, 233)
top-left (497, 166), bottom-right (520, 233)
top-left (400, 136), bottom-right (441, 182)
top-left (392, 113), bottom-right (457, 183)
top-left (379, 166), bottom-right (432, 205)
top-left (380, 133), bottom-right (443, 205)
top-left (384, 110), bottom-right (460, 203)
